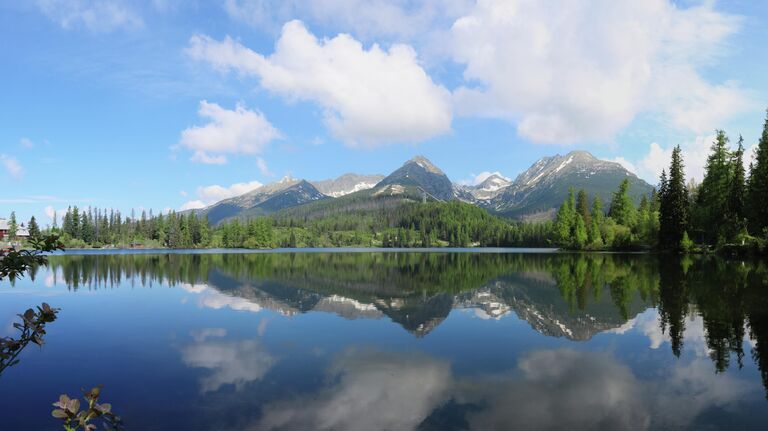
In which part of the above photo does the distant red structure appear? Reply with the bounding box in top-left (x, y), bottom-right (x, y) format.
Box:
top-left (0, 219), bottom-right (8, 240)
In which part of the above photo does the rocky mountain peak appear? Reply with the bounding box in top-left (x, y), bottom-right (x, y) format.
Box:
top-left (407, 155), bottom-right (444, 175)
top-left (376, 155), bottom-right (454, 201)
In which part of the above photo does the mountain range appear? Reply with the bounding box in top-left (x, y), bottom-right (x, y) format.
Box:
top-left (190, 151), bottom-right (655, 225)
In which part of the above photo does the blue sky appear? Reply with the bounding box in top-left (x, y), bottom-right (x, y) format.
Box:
top-left (1, 0), bottom-right (767, 226)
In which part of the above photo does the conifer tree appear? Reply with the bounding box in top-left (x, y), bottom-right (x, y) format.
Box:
top-left (8, 211), bottom-right (18, 239)
top-left (591, 196), bottom-right (604, 225)
top-left (608, 179), bottom-right (636, 226)
top-left (28, 216), bottom-right (40, 239)
top-left (694, 130), bottom-right (731, 243)
top-left (588, 217), bottom-right (603, 247)
top-left (555, 188), bottom-right (576, 245)
top-left (728, 135), bottom-right (747, 235)
top-left (747, 109), bottom-right (768, 235)
top-left (659, 146), bottom-right (689, 249)
top-left (573, 214), bottom-right (588, 249)
top-left (576, 189), bottom-right (591, 225)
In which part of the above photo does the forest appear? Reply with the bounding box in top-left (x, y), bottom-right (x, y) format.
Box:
top-left (5, 110), bottom-right (767, 253)
top-left (15, 200), bottom-right (551, 250)
top-left (554, 109), bottom-right (768, 252)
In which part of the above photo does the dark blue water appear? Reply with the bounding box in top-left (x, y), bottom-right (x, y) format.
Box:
top-left (1, 251), bottom-right (766, 430)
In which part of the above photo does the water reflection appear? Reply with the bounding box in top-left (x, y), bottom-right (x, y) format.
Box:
top-left (48, 253), bottom-right (658, 338)
top-left (34, 251), bottom-right (768, 429)
top-left (45, 253), bottom-right (768, 378)
top-left (182, 328), bottom-right (276, 393)
top-left (259, 350), bottom-right (453, 431)
top-left (250, 347), bottom-right (755, 431)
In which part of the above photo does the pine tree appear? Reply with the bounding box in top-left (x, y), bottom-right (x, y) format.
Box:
top-left (71, 207), bottom-right (80, 239)
top-left (608, 178), bottom-right (636, 227)
top-left (588, 218), bottom-right (603, 247)
top-left (659, 146), bottom-right (689, 250)
top-left (694, 130), bottom-right (732, 243)
top-left (8, 211), bottom-right (18, 239)
top-left (573, 214), bottom-right (588, 249)
top-left (591, 196), bottom-right (604, 225)
top-left (28, 216), bottom-right (40, 239)
top-left (555, 188), bottom-right (576, 246)
top-left (576, 189), bottom-right (591, 225)
top-left (748, 109), bottom-right (768, 236)
top-left (728, 135), bottom-right (747, 236)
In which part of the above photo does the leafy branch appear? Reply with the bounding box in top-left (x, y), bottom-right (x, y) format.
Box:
top-left (0, 302), bottom-right (59, 375)
top-left (0, 234), bottom-right (64, 281)
top-left (52, 386), bottom-right (124, 431)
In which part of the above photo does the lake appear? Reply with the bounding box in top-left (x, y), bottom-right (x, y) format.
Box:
top-left (1, 250), bottom-right (767, 430)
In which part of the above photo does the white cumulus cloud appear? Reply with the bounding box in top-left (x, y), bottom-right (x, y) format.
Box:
top-left (187, 20), bottom-right (452, 147)
top-left (179, 200), bottom-right (206, 211)
top-left (44, 206), bottom-right (68, 226)
top-left (612, 157), bottom-right (638, 175)
top-left (471, 171), bottom-right (510, 185)
top-left (178, 101), bottom-right (281, 165)
top-left (450, 0), bottom-right (751, 144)
top-left (634, 134), bottom-right (716, 184)
top-left (179, 180), bottom-right (263, 210)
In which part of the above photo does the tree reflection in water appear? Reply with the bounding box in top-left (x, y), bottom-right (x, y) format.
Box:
top-left (45, 252), bottom-right (768, 401)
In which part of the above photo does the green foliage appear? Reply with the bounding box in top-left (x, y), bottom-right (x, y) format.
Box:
top-left (0, 234), bottom-right (64, 281)
top-left (8, 211), bottom-right (18, 239)
top-left (273, 199), bottom-right (553, 248)
top-left (573, 213), bottom-right (588, 249)
top-left (659, 146), bottom-right (690, 250)
top-left (0, 303), bottom-right (59, 376)
top-left (554, 183), bottom-right (653, 250)
top-left (748, 109), bottom-right (768, 235)
top-left (47, 200), bottom-right (555, 250)
top-left (608, 179), bottom-right (637, 226)
top-left (728, 136), bottom-right (747, 232)
top-left (28, 216), bottom-right (41, 239)
top-left (576, 189), bottom-right (591, 225)
top-left (680, 231), bottom-right (694, 253)
top-left (555, 188), bottom-right (576, 246)
top-left (692, 131), bottom-right (733, 243)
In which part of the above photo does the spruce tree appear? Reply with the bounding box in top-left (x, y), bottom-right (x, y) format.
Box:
top-left (28, 216), bottom-right (40, 239)
top-left (8, 211), bottom-right (18, 239)
top-left (659, 146), bottom-right (689, 249)
top-left (588, 218), bottom-right (603, 247)
top-left (576, 189), bottom-right (591, 225)
top-left (608, 179), bottom-right (636, 227)
top-left (591, 196), bottom-right (604, 224)
top-left (573, 214), bottom-right (588, 249)
top-left (555, 188), bottom-right (576, 246)
top-left (728, 135), bottom-right (747, 236)
top-left (695, 130), bottom-right (731, 243)
top-left (747, 109), bottom-right (768, 236)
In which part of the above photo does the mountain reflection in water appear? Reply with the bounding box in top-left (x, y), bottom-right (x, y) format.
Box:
top-left (3, 251), bottom-right (765, 430)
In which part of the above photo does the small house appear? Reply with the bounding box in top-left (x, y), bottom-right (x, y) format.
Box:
top-left (16, 226), bottom-right (30, 238)
top-left (0, 218), bottom-right (8, 240)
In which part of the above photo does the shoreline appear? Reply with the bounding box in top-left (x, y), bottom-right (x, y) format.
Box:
top-left (50, 247), bottom-right (563, 255)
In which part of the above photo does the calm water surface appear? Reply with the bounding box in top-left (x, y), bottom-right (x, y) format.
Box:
top-left (1, 250), bottom-right (767, 430)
